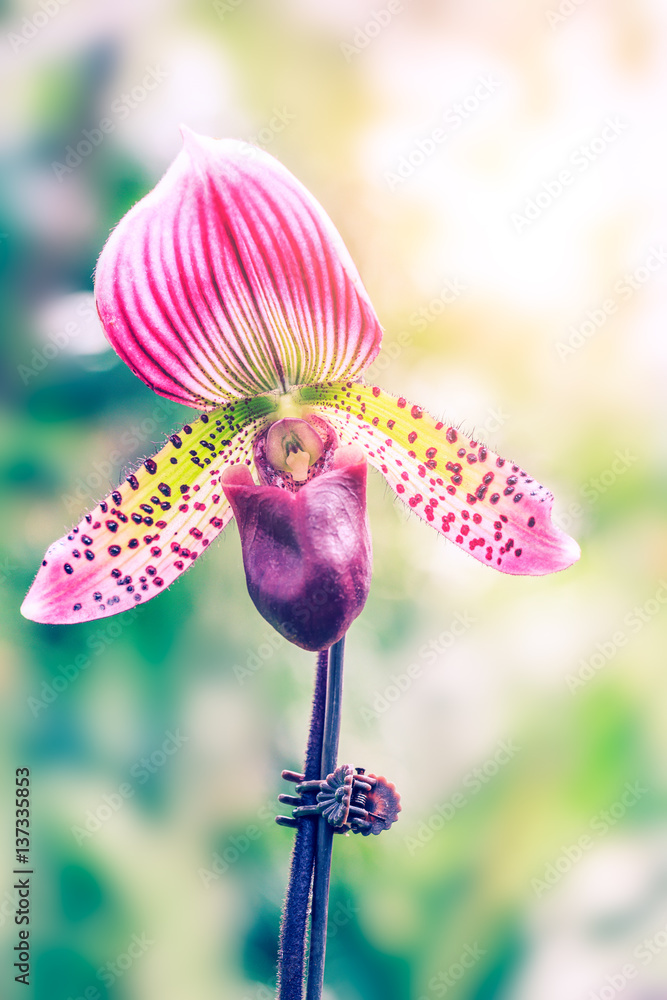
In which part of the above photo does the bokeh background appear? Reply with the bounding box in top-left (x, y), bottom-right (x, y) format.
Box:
top-left (2, 1), bottom-right (667, 998)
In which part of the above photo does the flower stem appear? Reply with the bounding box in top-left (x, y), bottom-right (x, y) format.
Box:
top-left (306, 635), bottom-right (345, 1000)
top-left (277, 649), bottom-right (328, 1000)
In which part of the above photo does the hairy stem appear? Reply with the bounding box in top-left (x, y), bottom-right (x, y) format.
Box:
top-left (277, 649), bottom-right (328, 1000)
top-left (306, 635), bottom-right (345, 1000)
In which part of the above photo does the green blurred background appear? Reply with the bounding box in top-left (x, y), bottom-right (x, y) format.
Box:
top-left (2, 2), bottom-right (667, 998)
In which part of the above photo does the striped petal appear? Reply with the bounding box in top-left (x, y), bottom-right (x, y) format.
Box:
top-left (299, 382), bottom-right (580, 576)
top-left (95, 128), bottom-right (383, 409)
top-left (21, 396), bottom-right (276, 624)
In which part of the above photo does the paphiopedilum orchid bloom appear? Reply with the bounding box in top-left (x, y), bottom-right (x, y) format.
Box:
top-left (21, 129), bottom-right (579, 649)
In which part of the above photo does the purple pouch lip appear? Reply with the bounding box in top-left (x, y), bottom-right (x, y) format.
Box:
top-left (222, 446), bottom-right (372, 651)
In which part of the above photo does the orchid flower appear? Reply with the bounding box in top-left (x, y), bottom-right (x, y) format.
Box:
top-left (21, 129), bottom-right (579, 650)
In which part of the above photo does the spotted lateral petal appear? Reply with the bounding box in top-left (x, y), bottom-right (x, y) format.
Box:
top-left (21, 396), bottom-right (276, 624)
top-left (95, 129), bottom-right (383, 409)
top-left (299, 382), bottom-right (580, 576)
